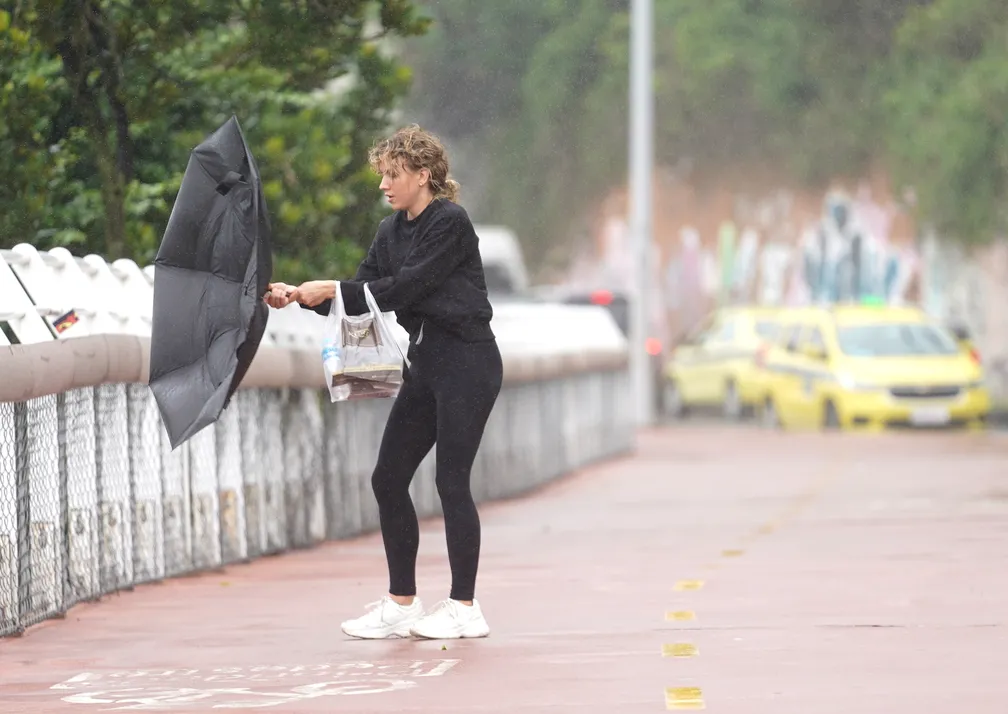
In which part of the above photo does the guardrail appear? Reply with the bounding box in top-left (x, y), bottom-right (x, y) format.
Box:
top-left (0, 245), bottom-right (634, 637)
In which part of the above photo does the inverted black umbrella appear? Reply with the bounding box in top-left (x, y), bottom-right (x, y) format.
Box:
top-left (149, 115), bottom-right (273, 449)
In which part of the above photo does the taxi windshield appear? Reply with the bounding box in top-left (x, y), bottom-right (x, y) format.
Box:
top-left (835, 322), bottom-right (959, 357)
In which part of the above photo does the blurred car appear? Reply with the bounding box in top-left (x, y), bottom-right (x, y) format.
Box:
top-left (556, 288), bottom-right (666, 414)
top-left (474, 224), bottom-right (530, 298)
top-left (757, 304), bottom-right (990, 430)
top-left (662, 305), bottom-right (785, 420)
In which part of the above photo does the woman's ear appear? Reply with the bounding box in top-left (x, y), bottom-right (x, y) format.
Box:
top-left (420, 168), bottom-right (431, 187)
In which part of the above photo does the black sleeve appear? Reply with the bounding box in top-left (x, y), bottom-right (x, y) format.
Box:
top-left (300, 230), bottom-right (384, 317)
top-left (303, 298), bottom-right (332, 317)
top-left (354, 235), bottom-right (384, 281)
top-left (340, 210), bottom-right (470, 314)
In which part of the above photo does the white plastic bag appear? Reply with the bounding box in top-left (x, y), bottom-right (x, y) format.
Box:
top-left (321, 282), bottom-right (409, 402)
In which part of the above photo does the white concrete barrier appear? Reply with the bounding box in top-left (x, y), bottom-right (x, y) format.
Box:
top-left (0, 244), bottom-right (632, 637)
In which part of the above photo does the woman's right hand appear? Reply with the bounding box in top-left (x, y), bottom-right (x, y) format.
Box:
top-left (264, 282), bottom-right (295, 309)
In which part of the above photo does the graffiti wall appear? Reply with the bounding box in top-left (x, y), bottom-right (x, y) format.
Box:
top-left (578, 169), bottom-right (921, 336)
top-left (571, 167), bottom-right (1008, 402)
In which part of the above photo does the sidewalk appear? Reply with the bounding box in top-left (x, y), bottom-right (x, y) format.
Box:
top-left (1, 427), bottom-right (1007, 713)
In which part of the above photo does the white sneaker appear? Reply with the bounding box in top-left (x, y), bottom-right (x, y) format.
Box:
top-left (340, 596), bottom-right (425, 639)
top-left (409, 599), bottom-right (491, 640)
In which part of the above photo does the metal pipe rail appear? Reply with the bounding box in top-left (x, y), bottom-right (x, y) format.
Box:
top-left (0, 245), bottom-right (634, 637)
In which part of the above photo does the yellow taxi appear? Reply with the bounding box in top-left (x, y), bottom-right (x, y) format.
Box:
top-left (663, 305), bottom-right (785, 420)
top-left (757, 304), bottom-right (990, 430)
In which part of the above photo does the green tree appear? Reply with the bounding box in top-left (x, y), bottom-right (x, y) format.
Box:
top-left (0, 1), bottom-right (429, 281)
top-left (399, 0), bottom-right (621, 272)
top-left (400, 0), bottom-right (1008, 270)
top-left (883, 0), bottom-right (1008, 242)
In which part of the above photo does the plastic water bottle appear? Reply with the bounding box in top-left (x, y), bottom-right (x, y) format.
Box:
top-left (321, 338), bottom-right (342, 374)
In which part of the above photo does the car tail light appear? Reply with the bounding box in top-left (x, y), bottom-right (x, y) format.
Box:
top-left (969, 347), bottom-right (982, 364)
top-left (754, 344), bottom-right (769, 368)
top-left (645, 337), bottom-right (662, 356)
top-left (590, 289), bottom-right (614, 306)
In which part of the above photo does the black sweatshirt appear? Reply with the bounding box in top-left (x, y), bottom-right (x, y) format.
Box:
top-left (301, 198), bottom-right (495, 343)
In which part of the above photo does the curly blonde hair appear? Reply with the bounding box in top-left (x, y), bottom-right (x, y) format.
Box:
top-left (368, 124), bottom-right (460, 203)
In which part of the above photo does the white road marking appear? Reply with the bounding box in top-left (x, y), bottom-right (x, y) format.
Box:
top-left (51, 660), bottom-right (460, 710)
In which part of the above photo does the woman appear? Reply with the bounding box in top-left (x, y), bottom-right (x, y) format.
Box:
top-left (264, 125), bottom-right (502, 641)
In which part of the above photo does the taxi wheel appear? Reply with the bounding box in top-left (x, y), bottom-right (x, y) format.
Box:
top-left (823, 400), bottom-right (841, 430)
top-left (761, 397), bottom-right (780, 429)
top-left (723, 380), bottom-right (742, 421)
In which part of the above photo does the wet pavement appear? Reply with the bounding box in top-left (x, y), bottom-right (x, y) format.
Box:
top-left (1, 426), bottom-right (1007, 713)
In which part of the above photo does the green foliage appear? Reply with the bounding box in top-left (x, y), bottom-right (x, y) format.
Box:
top-left (401, 0), bottom-right (625, 270)
top-left (883, 0), bottom-right (1008, 242)
top-left (0, 0), bottom-right (429, 281)
top-left (400, 0), bottom-right (1008, 264)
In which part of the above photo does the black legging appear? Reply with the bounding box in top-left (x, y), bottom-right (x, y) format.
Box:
top-left (371, 321), bottom-right (503, 602)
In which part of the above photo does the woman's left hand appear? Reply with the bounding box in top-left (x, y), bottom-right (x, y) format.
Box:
top-left (292, 280), bottom-right (336, 307)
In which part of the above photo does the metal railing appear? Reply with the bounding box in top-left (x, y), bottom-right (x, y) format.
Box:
top-left (0, 245), bottom-right (634, 637)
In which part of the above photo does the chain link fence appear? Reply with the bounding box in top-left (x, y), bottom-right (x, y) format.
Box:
top-left (0, 368), bottom-right (632, 638)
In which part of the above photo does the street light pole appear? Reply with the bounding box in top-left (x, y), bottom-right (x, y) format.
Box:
top-left (629, 0), bottom-right (655, 426)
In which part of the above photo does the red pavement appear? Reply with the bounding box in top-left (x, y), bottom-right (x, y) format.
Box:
top-left (2, 427), bottom-right (1007, 713)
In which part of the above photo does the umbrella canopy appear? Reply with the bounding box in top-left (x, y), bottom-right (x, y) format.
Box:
top-left (149, 115), bottom-right (273, 449)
